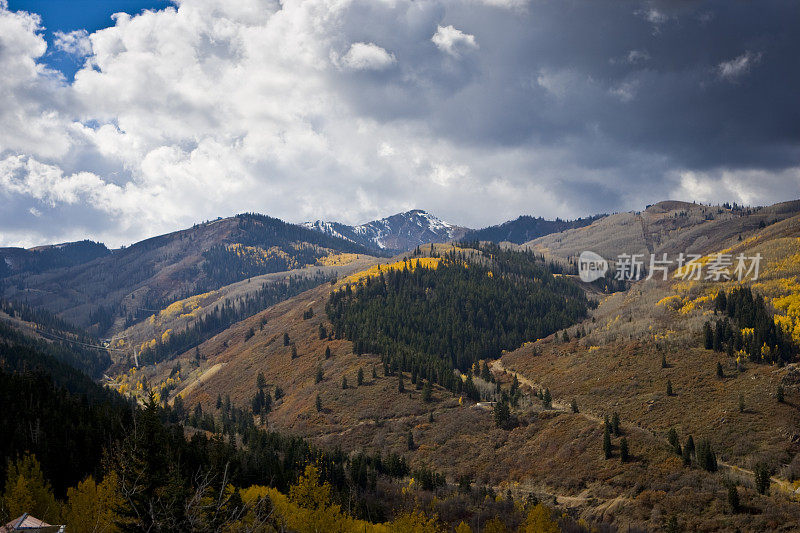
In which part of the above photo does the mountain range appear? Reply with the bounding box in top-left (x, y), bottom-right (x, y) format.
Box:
top-left (4, 199), bottom-right (800, 530)
top-left (302, 209), bottom-right (468, 252)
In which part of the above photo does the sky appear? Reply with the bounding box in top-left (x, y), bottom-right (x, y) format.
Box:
top-left (0, 0), bottom-right (798, 248)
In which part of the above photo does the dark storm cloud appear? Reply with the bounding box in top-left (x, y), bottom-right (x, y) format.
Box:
top-left (335, 0), bottom-right (800, 170)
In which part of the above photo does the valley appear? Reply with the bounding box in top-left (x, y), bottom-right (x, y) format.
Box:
top-left (3, 201), bottom-right (800, 531)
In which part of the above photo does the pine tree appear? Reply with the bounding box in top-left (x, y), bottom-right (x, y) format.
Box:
top-left (611, 411), bottom-right (620, 436)
top-left (697, 440), bottom-right (717, 472)
top-left (291, 345), bottom-right (298, 359)
top-left (619, 437), bottom-right (629, 462)
top-left (357, 367), bottom-right (364, 386)
top-left (398, 372), bottom-right (405, 393)
top-left (315, 366), bottom-right (323, 384)
top-left (727, 484), bottom-right (740, 513)
top-left (570, 398), bottom-right (579, 413)
top-left (603, 424), bottom-right (612, 459)
top-left (755, 464), bottom-right (770, 495)
top-left (315, 394), bottom-right (322, 412)
top-left (666, 379), bottom-right (673, 396)
top-left (422, 380), bottom-right (432, 402)
top-left (542, 388), bottom-right (552, 409)
top-left (324, 346), bottom-right (331, 359)
top-left (661, 352), bottom-right (668, 368)
top-left (372, 365), bottom-right (378, 379)
top-left (683, 435), bottom-right (695, 466)
top-left (703, 322), bottom-right (714, 349)
top-left (716, 362), bottom-right (724, 378)
top-left (341, 376), bottom-right (348, 389)
top-left (407, 431), bottom-right (415, 450)
top-left (257, 372), bottom-right (266, 390)
top-left (283, 332), bottom-right (290, 346)
top-left (493, 401), bottom-right (510, 428)
top-left (667, 428), bottom-right (681, 455)
top-left (777, 384), bottom-right (785, 403)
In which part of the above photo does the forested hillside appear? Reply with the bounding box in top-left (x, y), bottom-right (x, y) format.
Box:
top-left (0, 302), bottom-right (110, 377)
top-left (327, 245), bottom-right (590, 396)
top-left (0, 240), bottom-right (110, 280)
top-left (462, 214), bottom-right (603, 244)
top-left (0, 214), bottom-right (377, 337)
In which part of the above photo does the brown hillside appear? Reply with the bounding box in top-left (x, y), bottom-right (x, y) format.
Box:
top-left (522, 200), bottom-right (800, 262)
top-left (115, 229), bottom-right (800, 530)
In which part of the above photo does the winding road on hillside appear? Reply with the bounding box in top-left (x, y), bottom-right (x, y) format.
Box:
top-left (490, 359), bottom-right (799, 498)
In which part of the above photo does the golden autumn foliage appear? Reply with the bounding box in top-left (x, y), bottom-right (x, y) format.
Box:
top-left (158, 291), bottom-right (218, 323)
top-left (234, 465), bottom-right (388, 533)
top-left (1, 454), bottom-right (60, 525)
top-left (386, 509), bottom-right (443, 533)
top-left (317, 253), bottom-right (361, 266)
top-left (520, 503), bottom-right (560, 533)
top-left (345, 257), bottom-right (443, 284)
top-left (62, 472), bottom-right (123, 533)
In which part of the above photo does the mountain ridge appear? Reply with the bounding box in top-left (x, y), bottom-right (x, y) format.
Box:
top-left (303, 209), bottom-right (469, 252)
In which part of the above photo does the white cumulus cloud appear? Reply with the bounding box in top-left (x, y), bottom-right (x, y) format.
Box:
top-left (53, 29), bottom-right (92, 56)
top-left (431, 25), bottom-right (478, 57)
top-left (337, 42), bottom-right (396, 71)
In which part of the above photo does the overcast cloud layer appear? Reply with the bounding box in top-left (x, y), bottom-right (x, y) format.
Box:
top-left (1, 0), bottom-right (798, 247)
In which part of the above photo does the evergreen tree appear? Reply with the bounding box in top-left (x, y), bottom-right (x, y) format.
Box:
top-left (422, 380), bottom-right (432, 402)
top-left (324, 346), bottom-right (331, 359)
top-left (570, 398), bottom-right (579, 413)
top-left (357, 367), bottom-right (364, 386)
top-left (704, 322), bottom-right (714, 350)
top-left (257, 372), bottom-right (266, 390)
top-left (666, 379), bottom-right (673, 396)
top-left (777, 384), bottom-right (785, 403)
top-left (341, 376), bottom-right (348, 390)
top-left (493, 401), bottom-right (510, 428)
top-left (603, 424), bottom-right (613, 459)
top-left (697, 440), bottom-right (717, 472)
top-left (315, 394), bottom-right (322, 412)
top-left (661, 353), bottom-right (668, 369)
top-left (755, 464), bottom-right (770, 495)
top-left (398, 372), bottom-right (405, 393)
top-left (683, 435), bottom-right (695, 466)
top-left (619, 437), bottom-right (629, 462)
top-left (667, 428), bottom-right (681, 455)
top-left (407, 432), bottom-right (415, 450)
top-left (291, 345), bottom-right (298, 359)
top-left (716, 362), bottom-right (724, 378)
top-left (611, 411), bottom-right (620, 436)
top-left (372, 365), bottom-right (377, 379)
top-left (727, 484), bottom-right (739, 513)
top-left (542, 388), bottom-right (552, 409)
top-left (283, 332), bottom-right (290, 346)
top-left (315, 366), bottom-right (324, 384)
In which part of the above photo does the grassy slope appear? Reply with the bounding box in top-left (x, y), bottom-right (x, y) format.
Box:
top-left (522, 200), bottom-right (800, 261)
